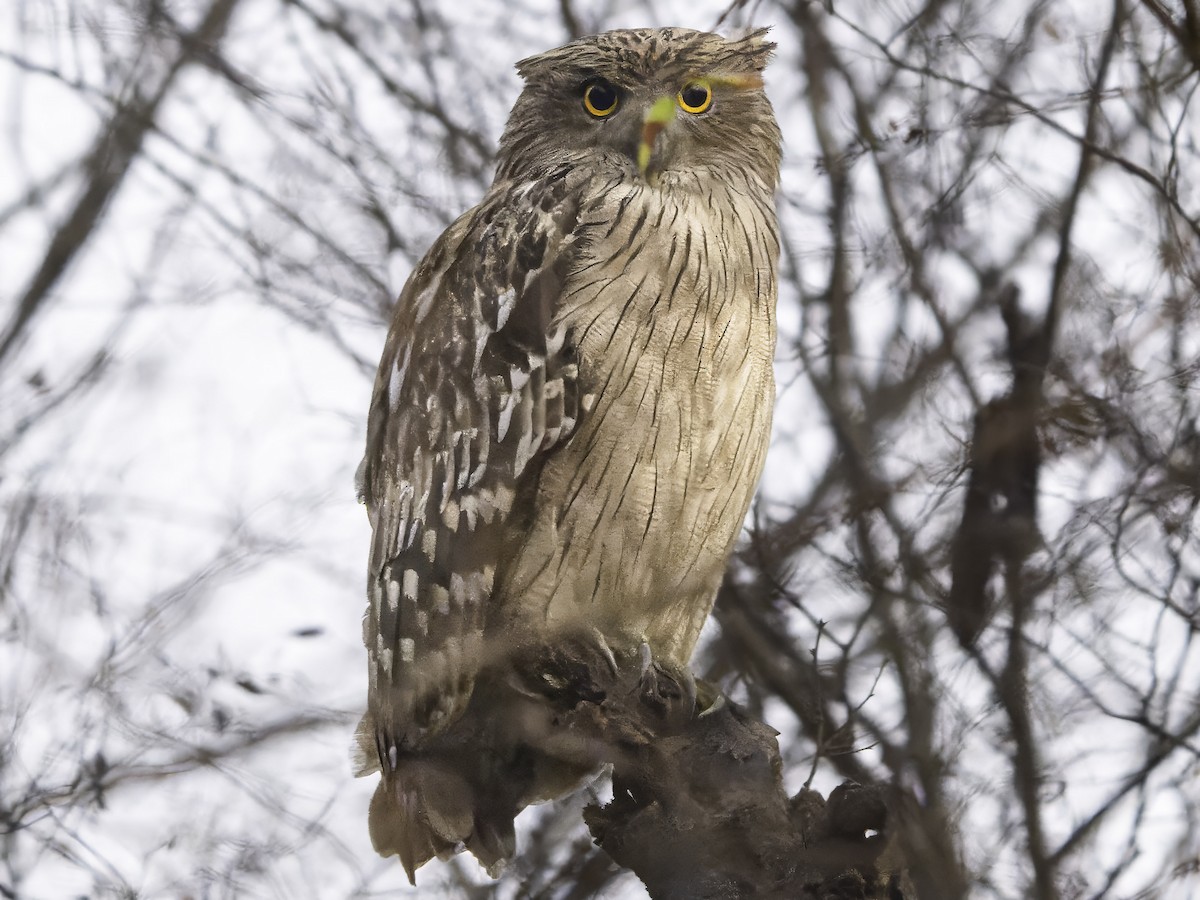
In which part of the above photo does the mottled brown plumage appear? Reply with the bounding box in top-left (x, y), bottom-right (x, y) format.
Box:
top-left (355, 26), bottom-right (781, 881)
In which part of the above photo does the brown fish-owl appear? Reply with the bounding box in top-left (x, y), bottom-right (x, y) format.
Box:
top-left (355, 26), bottom-right (782, 881)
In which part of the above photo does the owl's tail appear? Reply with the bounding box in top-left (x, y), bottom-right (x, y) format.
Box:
top-left (355, 715), bottom-right (515, 884)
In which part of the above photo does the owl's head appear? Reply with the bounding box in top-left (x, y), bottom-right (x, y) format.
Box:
top-left (497, 28), bottom-right (781, 190)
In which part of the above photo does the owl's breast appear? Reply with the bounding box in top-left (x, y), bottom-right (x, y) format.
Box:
top-left (494, 181), bottom-right (779, 663)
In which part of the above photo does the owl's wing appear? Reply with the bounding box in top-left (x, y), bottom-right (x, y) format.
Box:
top-left (358, 166), bottom-right (592, 768)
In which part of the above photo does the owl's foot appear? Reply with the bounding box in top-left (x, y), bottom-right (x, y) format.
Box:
top-left (633, 641), bottom-right (697, 726)
top-left (514, 627), bottom-right (619, 706)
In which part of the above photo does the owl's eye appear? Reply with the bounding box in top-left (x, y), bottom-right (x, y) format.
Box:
top-left (583, 80), bottom-right (619, 117)
top-left (677, 80), bottom-right (713, 114)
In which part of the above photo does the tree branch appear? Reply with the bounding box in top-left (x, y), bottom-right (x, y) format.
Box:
top-left (379, 642), bottom-right (912, 898)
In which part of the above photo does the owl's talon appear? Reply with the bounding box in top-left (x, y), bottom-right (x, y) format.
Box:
top-left (589, 627), bottom-right (620, 677)
top-left (697, 690), bottom-right (726, 718)
top-left (632, 645), bottom-right (697, 724)
top-left (637, 641), bottom-right (653, 678)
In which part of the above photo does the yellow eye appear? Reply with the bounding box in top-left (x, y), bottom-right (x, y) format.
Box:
top-left (677, 80), bottom-right (713, 114)
top-left (583, 80), bottom-right (619, 117)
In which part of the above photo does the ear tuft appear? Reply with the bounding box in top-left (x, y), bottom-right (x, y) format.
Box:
top-left (729, 26), bottom-right (776, 71)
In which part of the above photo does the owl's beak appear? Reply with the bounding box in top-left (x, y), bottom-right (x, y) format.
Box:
top-left (638, 96), bottom-right (677, 182)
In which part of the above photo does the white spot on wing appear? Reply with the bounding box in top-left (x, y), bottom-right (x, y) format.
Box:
top-left (454, 429), bottom-right (477, 489)
top-left (490, 484), bottom-right (515, 514)
top-left (413, 279), bottom-right (441, 324)
top-left (376, 635), bottom-right (393, 675)
top-left (497, 393), bottom-right (516, 441)
top-left (442, 498), bottom-right (460, 530)
top-left (460, 496), bottom-right (479, 531)
top-left (450, 573), bottom-right (467, 607)
top-left (509, 365), bottom-right (531, 393)
top-left (514, 426), bottom-right (537, 473)
top-left (399, 638), bottom-right (415, 663)
top-left (433, 584), bottom-right (451, 612)
top-left (402, 569), bottom-right (418, 601)
top-left (468, 415), bottom-right (489, 486)
top-left (495, 288), bottom-right (517, 329)
top-left (387, 347), bottom-right (410, 412)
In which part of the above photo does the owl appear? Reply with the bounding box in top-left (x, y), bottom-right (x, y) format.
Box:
top-left (355, 26), bottom-right (782, 881)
